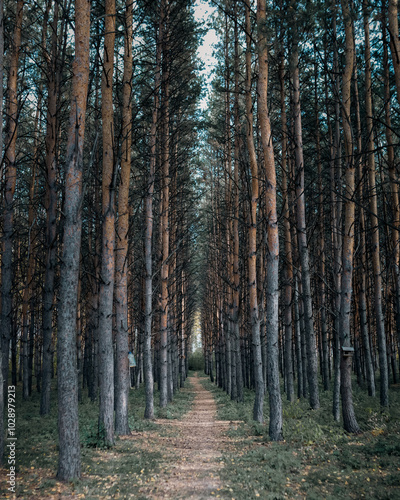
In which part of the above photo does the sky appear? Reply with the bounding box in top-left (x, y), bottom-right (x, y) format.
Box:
top-left (193, 0), bottom-right (219, 110)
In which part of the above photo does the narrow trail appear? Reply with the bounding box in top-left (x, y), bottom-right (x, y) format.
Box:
top-left (140, 373), bottom-right (231, 499)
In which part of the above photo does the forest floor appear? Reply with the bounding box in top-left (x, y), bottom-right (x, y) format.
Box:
top-left (1, 371), bottom-right (400, 499)
top-left (0, 372), bottom-right (238, 499)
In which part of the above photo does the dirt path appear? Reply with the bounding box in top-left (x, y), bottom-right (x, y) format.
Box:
top-left (140, 373), bottom-right (231, 499)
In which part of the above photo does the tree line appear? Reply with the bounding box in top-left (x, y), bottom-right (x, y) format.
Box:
top-left (200, 0), bottom-right (400, 441)
top-left (0, 0), bottom-right (201, 480)
top-left (1, 0), bottom-right (400, 485)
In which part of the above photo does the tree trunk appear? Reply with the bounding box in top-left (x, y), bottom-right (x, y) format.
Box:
top-left (144, 19), bottom-right (161, 420)
top-left (1, 0), bottom-right (23, 402)
top-left (294, 276), bottom-right (303, 399)
top-left (21, 100), bottom-right (40, 401)
top-left (224, 10), bottom-right (235, 403)
top-left (257, 0), bottom-right (282, 439)
top-left (329, 8), bottom-right (343, 422)
top-left (363, 0), bottom-right (388, 407)
top-left (159, 0), bottom-right (170, 409)
top-left (41, 0), bottom-right (59, 416)
top-left (338, 0), bottom-right (360, 434)
top-left (314, 51), bottom-right (329, 392)
top-left (233, 3), bottom-right (243, 402)
top-left (57, 0), bottom-right (90, 480)
top-left (245, 0), bottom-right (264, 424)
top-left (279, 54), bottom-right (294, 402)
top-left (291, 32), bottom-right (320, 410)
top-left (383, 1), bottom-right (400, 371)
top-left (353, 55), bottom-right (375, 397)
top-left (115, 0), bottom-right (133, 435)
top-left (98, 0), bottom-right (116, 447)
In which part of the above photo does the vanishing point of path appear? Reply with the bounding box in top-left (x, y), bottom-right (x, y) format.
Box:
top-left (139, 373), bottom-right (232, 499)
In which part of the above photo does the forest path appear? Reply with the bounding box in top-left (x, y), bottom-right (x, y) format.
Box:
top-left (139, 373), bottom-right (231, 499)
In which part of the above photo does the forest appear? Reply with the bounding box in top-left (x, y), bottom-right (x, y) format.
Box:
top-left (1, 0), bottom-right (400, 498)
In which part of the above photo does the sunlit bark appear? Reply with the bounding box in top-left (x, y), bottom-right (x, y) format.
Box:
top-left (257, 0), bottom-right (282, 439)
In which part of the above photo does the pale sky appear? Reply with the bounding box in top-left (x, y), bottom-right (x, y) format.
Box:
top-left (193, 0), bottom-right (218, 110)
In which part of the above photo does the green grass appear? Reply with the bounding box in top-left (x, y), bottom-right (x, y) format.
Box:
top-left (0, 375), bottom-right (195, 499)
top-left (4, 371), bottom-right (400, 499)
top-left (202, 377), bottom-right (400, 500)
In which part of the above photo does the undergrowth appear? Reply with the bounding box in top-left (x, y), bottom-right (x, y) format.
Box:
top-left (0, 374), bottom-right (194, 499)
top-left (202, 376), bottom-right (400, 499)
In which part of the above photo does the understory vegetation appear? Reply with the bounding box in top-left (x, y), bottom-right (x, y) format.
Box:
top-left (2, 371), bottom-right (400, 499)
top-left (202, 377), bottom-right (400, 499)
top-left (0, 376), bottom-right (195, 499)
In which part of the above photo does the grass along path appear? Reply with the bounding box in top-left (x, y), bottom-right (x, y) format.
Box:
top-left (0, 374), bottom-right (195, 498)
top-left (5, 370), bottom-right (398, 498)
top-left (202, 376), bottom-right (400, 500)
top-left (0, 372), bottom-right (238, 499)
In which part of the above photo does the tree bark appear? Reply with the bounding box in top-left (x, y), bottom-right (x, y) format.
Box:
top-left (328, 7), bottom-right (343, 422)
top-left (314, 51), bottom-right (329, 392)
top-left (245, 0), bottom-right (264, 424)
top-left (41, 0), bottom-right (59, 416)
top-left (159, 0), bottom-right (170, 409)
top-left (279, 54), bottom-right (294, 402)
top-left (21, 89), bottom-right (42, 401)
top-left (383, 0), bottom-right (400, 372)
top-left (144, 19), bottom-right (161, 420)
top-left (291, 29), bottom-right (320, 410)
top-left (233, 1), bottom-right (243, 402)
top-left (353, 55), bottom-right (375, 397)
top-left (363, 0), bottom-right (388, 406)
top-left (115, 0), bottom-right (133, 435)
top-left (257, 0), bottom-right (282, 439)
top-left (57, 0), bottom-right (90, 480)
top-left (338, 0), bottom-right (360, 434)
top-left (1, 0), bottom-right (23, 401)
top-left (98, 0), bottom-right (116, 446)
top-left (224, 9), bottom-right (235, 402)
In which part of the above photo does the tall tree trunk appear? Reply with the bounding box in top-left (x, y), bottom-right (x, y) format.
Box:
top-left (1, 0), bottom-right (23, 401)
top-left (291, 27), bottom-right (320, 410)
top-left (294, 275), bottom-right (303, 399)
top-left (144, 20), bottom-right (161, 420)
top-left (245, 0), bottom-right (264, 424)
top-left (41, 0), bottom-right (59, 416)
top-left (279, 53), bottom-right (294, 402)
top-left (363, 0), bottom-right (388, 406)
top-left (338, 0), bottom-right (360, 434)
top-left (115, 0), bottom-right (133, 435)
top-left (383, 0), bottom-right (400, 368)
top-left (159, 0), bottom-right (170, 409)
top-left (57, 0), bottom-right (90, 480)
top-left (98, 0), bottom-right (116, 446)
top-left (353, 57), bottom-right (375, 397)
top-left (21, 86), bottom-right (42, 400)
top-left (257, 0), bottom-right (282, 439)
top-left (314, 51), bottom-right (329, 392)
top-left (224, 9), bottom-right (235, 402)
top-left (233, 1), bottom-right (243, 402)
top-left (329, 7), bottom-right (343, 422)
